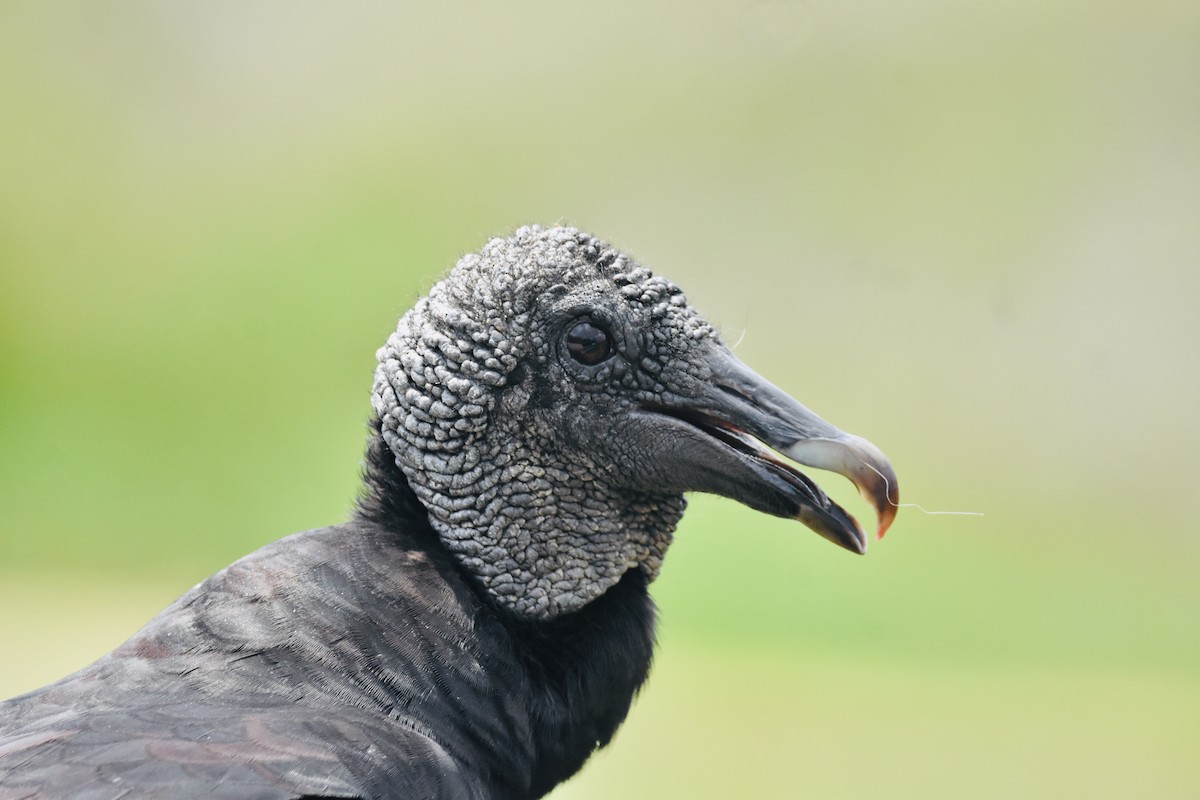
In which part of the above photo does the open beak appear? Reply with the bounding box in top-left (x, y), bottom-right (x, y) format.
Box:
top-left (653, 347), bottom-right (899, 554)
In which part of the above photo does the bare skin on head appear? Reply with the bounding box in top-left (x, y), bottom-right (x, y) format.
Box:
top-left (374, 225), bottom-right (897, 619)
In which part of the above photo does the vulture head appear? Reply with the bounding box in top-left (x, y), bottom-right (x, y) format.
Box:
top-left (372, 225), bottom-right (898, 619)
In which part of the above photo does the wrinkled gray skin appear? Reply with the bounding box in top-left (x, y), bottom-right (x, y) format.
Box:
top-left (374, 226), bottom-right (718, 618)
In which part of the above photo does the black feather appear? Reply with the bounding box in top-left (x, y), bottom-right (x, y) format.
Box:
top-left (0, 428), bottom-right (655, 799)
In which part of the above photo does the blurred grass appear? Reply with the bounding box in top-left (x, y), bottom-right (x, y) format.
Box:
top-left (1, 1), bottom-right (1198, 797)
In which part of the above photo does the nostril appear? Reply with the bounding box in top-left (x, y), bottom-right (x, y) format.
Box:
top-left (716, 382), bottom-right (754, 405)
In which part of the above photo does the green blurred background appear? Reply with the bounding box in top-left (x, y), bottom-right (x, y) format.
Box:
top-left (1, 1), bottom-right (1197, 797)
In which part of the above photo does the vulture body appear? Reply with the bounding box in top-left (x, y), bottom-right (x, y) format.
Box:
top-left (0, 226), bottom-right (897, 799)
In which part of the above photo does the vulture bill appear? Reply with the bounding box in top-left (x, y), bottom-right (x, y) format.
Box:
top-left (0, 226), bottom-right (898, 799)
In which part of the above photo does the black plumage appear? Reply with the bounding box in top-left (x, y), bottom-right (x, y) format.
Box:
top-left (0, 443), bottom-right (652, 799)
top-left (0, 226), bottom-right (898, 799)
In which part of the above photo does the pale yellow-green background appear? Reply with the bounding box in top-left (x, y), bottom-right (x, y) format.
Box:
top-left (1, 2), bottom-right (1197, 798)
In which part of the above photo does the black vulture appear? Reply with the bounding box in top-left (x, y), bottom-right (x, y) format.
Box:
top-left (0, 226), bottom-right (898, 799)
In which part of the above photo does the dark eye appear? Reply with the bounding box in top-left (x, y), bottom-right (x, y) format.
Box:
top-left (566, 321), bottom-right (613, 365)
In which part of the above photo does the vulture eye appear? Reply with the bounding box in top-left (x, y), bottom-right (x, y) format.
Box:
top-left (566, 321), bottom-right (613, 365)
